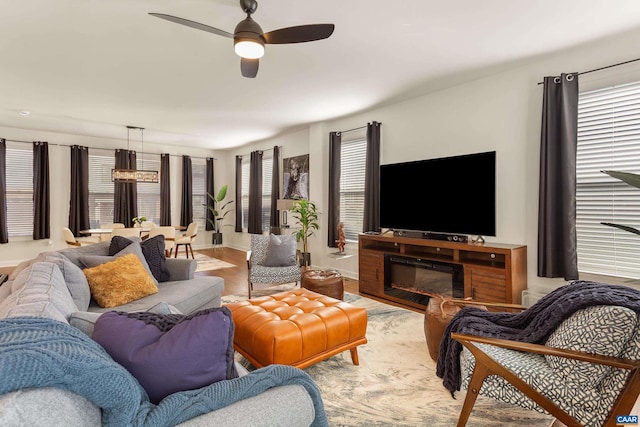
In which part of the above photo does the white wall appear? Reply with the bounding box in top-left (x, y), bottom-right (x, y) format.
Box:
top-left (5, 27), bottom-right (640, 294)
top-left (0, 126), bottom-right (219, 266)
top-left (221, 27), bottom-right (640, 293)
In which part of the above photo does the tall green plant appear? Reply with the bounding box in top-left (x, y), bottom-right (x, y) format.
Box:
top-left (205, 185), bottom-right (234, 233)
top-left (291, 199), bottom-right (319, 253)
top-left (601, 170), bottom-right (640, 235)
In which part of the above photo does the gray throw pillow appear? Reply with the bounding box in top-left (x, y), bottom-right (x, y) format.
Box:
top-left (262, 234), bottom-right (297, 267)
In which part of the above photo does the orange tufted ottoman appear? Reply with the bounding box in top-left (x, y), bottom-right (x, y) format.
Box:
top-left (226, 288), bottom-right (368, 369)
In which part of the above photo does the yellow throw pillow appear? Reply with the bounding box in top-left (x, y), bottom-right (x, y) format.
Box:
top-left (83, 253), bottom-right (159, 308)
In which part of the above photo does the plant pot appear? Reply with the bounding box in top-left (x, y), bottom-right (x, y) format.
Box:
top-left (212, 232), bottom-right (223, 245)
top-left (299, 252), bottom-right (311, 267)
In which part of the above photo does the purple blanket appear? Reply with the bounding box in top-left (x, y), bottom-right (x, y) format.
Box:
top-left (435, 280), bottom-right (640, 396)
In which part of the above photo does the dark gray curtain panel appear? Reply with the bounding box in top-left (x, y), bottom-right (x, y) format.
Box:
top-left (0, 140), bottom-right (7, 244)
top-left (180, 155), bottom-right (193, 227)
top-left (33, 141), bottom-right (50, 240)
top-left (205, 157), bottom-right (215, 231)
top-left (69, 145), bottom-right (90, 236)
top-left (160, 154), bottom-right (171, 226)
top-left (114, 149), bottom-right (138, 226)
top-left (270, 146), bottom-right (280, 229)
top-left (364, 121), bottom-right (381, 233)
top-left (538, 73), bottom-right (579, 280)
top-left (327, 132), bottom-right (341, 247)
top-left (235, 156), bottom-right (242, 233)
top-left (248, 150), bottom-right (263, 234)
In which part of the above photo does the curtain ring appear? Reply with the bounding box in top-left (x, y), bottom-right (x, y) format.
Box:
top-left (566, 74), bottom-right (574, 81)
top-left (553, 76), bottom-right (561, 84)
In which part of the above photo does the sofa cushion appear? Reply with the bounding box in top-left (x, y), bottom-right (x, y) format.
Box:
top-left (58, 241), bottom-right (111, 269)
top-left (0, 262), bottom-right (77, 323)
top-left (70, 301), bottom-right (184, 337)
top-left (92, 307), bottom-right (238, 404)
top-left (262, 234), bottom-right (297, 267)
top-left (39, 252), bottom-right (91, 311)
top-left (82, 254), bottom-right (159, 308)
top-left (544, 305), bottom-right (637, 388)
top-left (87, 276), bottom-right (224, 314)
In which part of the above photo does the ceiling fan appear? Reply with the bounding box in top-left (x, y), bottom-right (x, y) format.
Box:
top-left (149, 0), bottom-right (335, 78)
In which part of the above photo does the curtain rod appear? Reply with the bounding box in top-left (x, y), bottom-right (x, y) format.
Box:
top-left (235, 145), bottom-right (281, 159)
top-left (2, 138), bottom-right (215, 160)
top-left (537, 57), bottom-right (640, 85)
top-left (337, 125), bottom-right (367, 135)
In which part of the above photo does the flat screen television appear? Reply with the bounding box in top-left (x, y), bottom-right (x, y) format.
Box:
top-left (379, 151), bottom-right (496, 237)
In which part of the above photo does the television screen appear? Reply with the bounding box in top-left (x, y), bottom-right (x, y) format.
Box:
top-left (379, 151), bottom-right (496, 237)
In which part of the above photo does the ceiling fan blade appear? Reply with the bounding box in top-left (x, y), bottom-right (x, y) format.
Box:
top-left (263, 24), bottom-right (335, 44)
top-left (149, 13), bottom-right (233, 38)
top-left (241, 58), bottom-right (259, 78)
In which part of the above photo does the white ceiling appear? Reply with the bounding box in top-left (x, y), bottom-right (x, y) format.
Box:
top-left (2, 0), bottom-right (640, 150)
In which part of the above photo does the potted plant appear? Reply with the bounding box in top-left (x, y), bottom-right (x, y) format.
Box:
top-left (132, 216), bottom-right (147, 227)
top-left (290, 199), bottom-right (319, 267)
top-left (205, 185), bottom-right (234, 245)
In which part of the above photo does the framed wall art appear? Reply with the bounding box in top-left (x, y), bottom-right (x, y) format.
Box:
top-left (283, 154), bottom-right (309, 200)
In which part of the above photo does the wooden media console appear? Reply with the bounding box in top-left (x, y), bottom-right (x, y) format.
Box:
top-left (358, 233), bottom-right (527, 311)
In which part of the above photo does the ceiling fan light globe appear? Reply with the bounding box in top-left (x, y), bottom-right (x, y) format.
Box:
top-left (234, 40), bottom-right (264, 59)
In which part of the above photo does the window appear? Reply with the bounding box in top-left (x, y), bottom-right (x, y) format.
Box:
top-left (136, 155), bottom-right (161, 224)
top-left (576, 80), bottom-right (640, 279)
top-left (262, 156), bottom-right (273, 231)
top-left (88, 150), bottom-right (161, 227)
top-left (6, 146), bottom-right (33, 236)
top-left (192, 158), bottom-right (206, 228)
top-left (241, 159), bottom-right (249, 230)
top-left (240, 155), bottom-right (273, 232)
top-left (88, 150), bottom-right (115, 228)
top-left (340, 138), bottom-right (366, 242)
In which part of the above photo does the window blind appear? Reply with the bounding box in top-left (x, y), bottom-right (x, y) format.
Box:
top-left (241, 160), bottom-right (250, 230)
top-left (262, 157), bottom-right (273, 232)
top-left (6, 148), bottom-right (33, 236)
top-left (88, 151), bottom-right (115, 228)
top-left (192, 159), bottom-right (206, 228)
top-left (576, 80), bottom-right (640, 278)
top-left (136, 155), bottom-right (161, 224)
top-left (340, 139), bottom-right (366, 242)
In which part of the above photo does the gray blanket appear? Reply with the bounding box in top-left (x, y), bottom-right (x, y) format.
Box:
top-left (436, 280), bottom-right (640, 396)
top-left (0, 316), bottom-right (328, 427)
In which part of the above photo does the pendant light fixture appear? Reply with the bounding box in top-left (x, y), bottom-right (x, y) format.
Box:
top-left (111, 126), bottom-right (159, 183)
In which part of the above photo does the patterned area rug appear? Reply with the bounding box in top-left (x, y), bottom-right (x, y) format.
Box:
top-left (192, 253), bottom-right (236, 272)
top-left (222, 291), bottom-right (554, 427)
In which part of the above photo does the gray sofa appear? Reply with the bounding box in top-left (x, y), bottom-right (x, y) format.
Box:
top-left (0, 242), bottom-right (318, 426)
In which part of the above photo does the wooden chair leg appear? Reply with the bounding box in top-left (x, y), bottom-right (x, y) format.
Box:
top-left (457, 362), bottom-right (492, 427)
top-left (188, 243), bottom-right (195, 259)
top-left (349, 347), bottom-right (360, 365)
top-left (174, 245), bottom-right (180, 258)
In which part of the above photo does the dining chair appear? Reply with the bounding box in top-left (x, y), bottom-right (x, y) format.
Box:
top-left (174, 223), bottom-right (198, 258)
top-left (63, 227), bottom-right (100, 247)
top-left (110, 227), bottom-right (142, 240)
top-left (99, 223), bottom-right (125, 241)
top-left (147, 226), bottom-right (176, 257)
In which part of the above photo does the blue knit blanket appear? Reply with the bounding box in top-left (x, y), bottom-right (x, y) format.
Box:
top-left (0, 317), bottom-right (328, 427)
top-left (436, 280), bottom-right (640, 396)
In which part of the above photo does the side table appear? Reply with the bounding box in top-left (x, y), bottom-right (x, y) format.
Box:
top-left (301, 269), bottom-right (344, 300)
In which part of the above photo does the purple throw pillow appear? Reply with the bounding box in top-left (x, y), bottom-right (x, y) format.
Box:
top-left (92, 307), bottom-right (238, 404)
